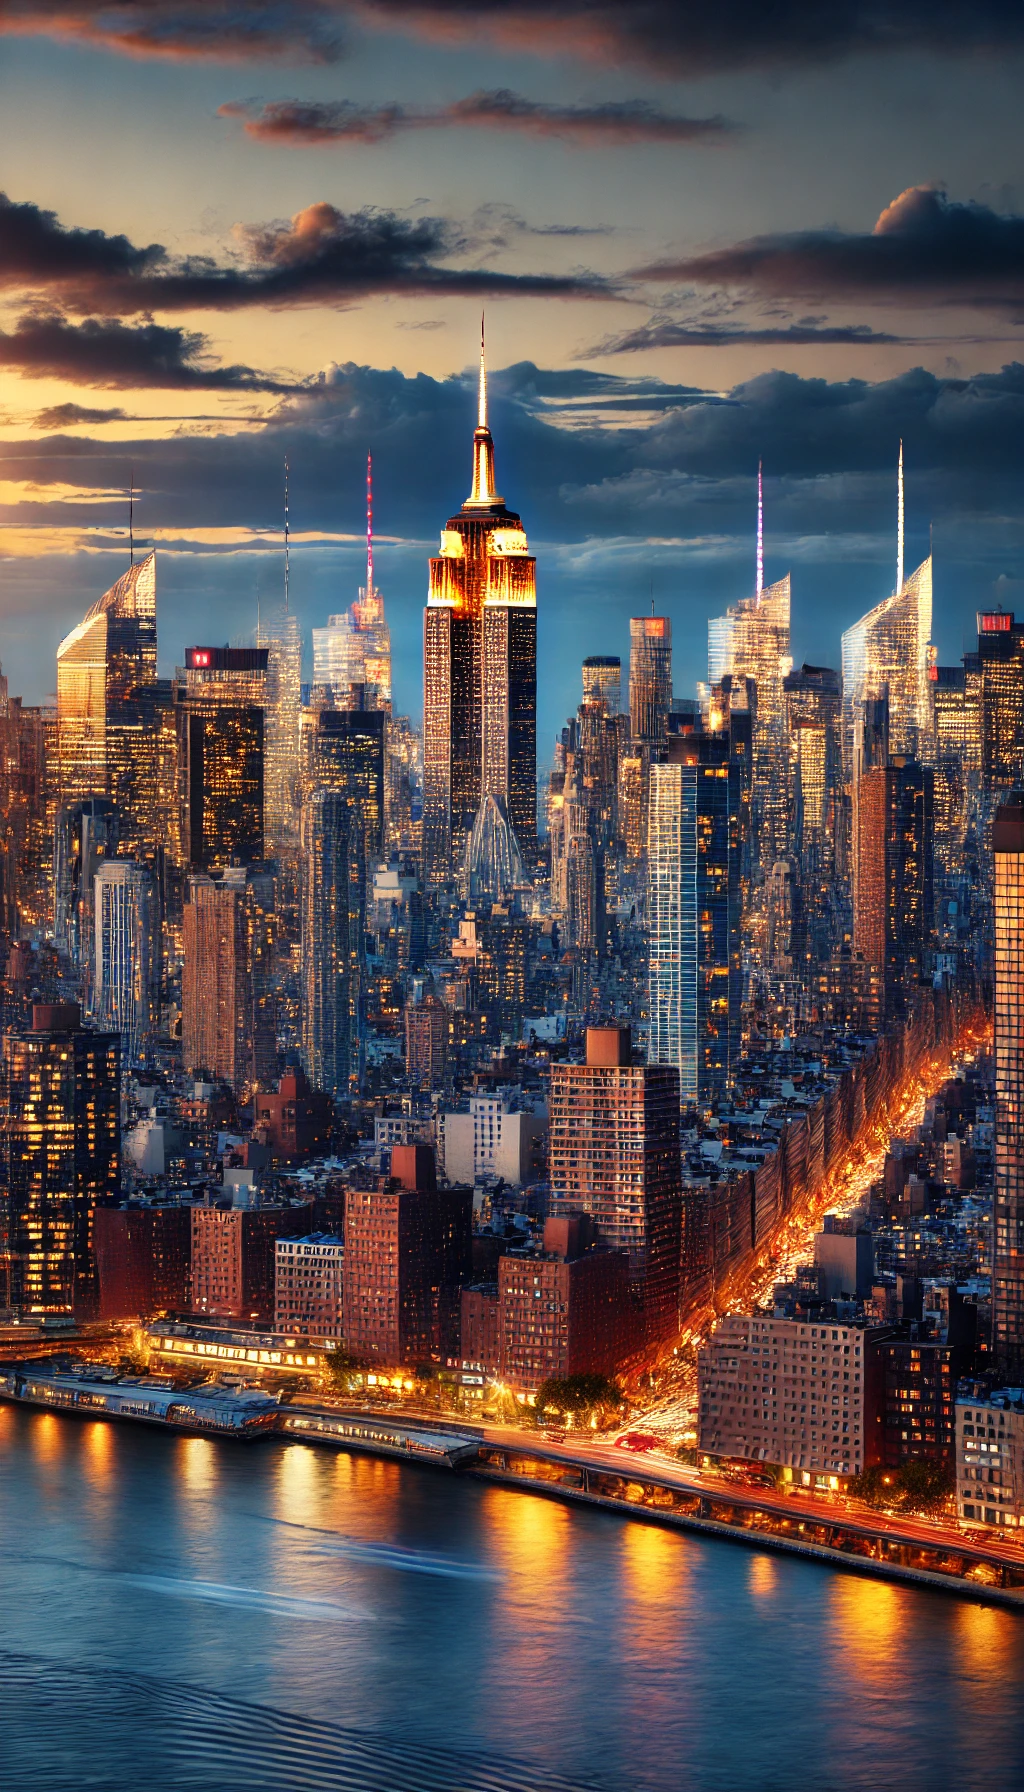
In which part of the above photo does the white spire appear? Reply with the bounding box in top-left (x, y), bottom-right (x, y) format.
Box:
top-left (366, 450), bottom-right (374, 595)
top-left (478, 311), bottom-right (487, 430)
top-left (896, 438), bottom-right (904, 595)
top-left (756, 458), bottom-right (763, 596)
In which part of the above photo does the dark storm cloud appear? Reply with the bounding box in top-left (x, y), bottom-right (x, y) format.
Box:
top-left (637, 186), bottom-right (1024, 308)
top-left (0, 192), bottom-right (608, 312)
top-left (0, 312), bottom-right (300, 390)
top-left (7, 1), bottom-right (1024, 73)
top-left (590, 318), bottom-right (904, 352)
top-left (220, 91), bottom-right (732, 147)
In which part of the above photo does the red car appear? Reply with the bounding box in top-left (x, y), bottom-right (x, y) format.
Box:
top-left (616, 1432), bottom-right (661, 1453)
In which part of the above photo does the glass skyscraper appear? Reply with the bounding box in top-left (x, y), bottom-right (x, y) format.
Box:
top-left (993, 792), bottom-right (1024, 1381)
top-left (56, 550), bottom-right (158, 813)
top-left (841, 556), bottom-right (934, 778)
top-left (92, 857), bottom-right (159, 1066)
top-left (300, 789), bottom-right (364, 1097)
top-left (707, 574), bottom-right (792, 873)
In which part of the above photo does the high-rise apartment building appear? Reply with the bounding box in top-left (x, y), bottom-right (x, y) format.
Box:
top-left (853, 757), bottom-right (934, 1019)
top-left (975, 609), bottom-right (1024, 794)
top-left (993, 793), bottom-right (1024, 1381)
top-left (274, 1233), bottom-right (344, 1337)
top-left (0, 1002), bottom-right (120, 1318)
top-left (56, 552), bottom-right (158, 810)
top-left (647, 735), bottom-right (741, 1108)
top-left (629, 617), bottom-right (672, 747)
top-left (708, 573), bottom-right (792, 873)
top-left (548, 1026), bottom-right (682, 1344)
top-left (191, 1205), bottom-right (310, 1325)
top-left (300, 789), bottom-right (363, 1098)
top-left (176, 646), bottom-right (267, 869)
top-left (423, 335), bottom-right (536, 885)
top-left (94, 1203), bottom-right (191, 1321)
top-left (92, 857), bottom-right (160, 1065)
top-left (342, 1146), bottom-right (472, 1365)
top-left (182, 869), bottom-right (274, 1096)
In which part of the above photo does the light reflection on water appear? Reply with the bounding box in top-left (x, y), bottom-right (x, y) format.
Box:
top-left (0, 1406), bottom-right (1022, 1792)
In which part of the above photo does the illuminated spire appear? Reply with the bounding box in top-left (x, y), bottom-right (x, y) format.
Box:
top-left (756, 458), bottom-right (763, 596)
top-left (896, 438), bottom-right (904, 595)
top-left (366, 450), bottom-right (374, 596)
top-left (467, 312), bottom-right (501, 507)
top-left (284, 454), bottom-right (290, 613)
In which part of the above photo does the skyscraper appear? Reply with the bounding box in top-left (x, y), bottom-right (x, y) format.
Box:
top-left (300, 789), bottom-right (363, 1097)
top-left (853, 757), bottom-right (934, 1020)
top-left (92, 857), bottom-right (159, 1065)
top-left (647, 734), bottom-right (742, 1107)
top-left (56, 552), bottom-right (157, 810)
top-left (423, 328), bottom-right (536, 886)
top-left (0, 1002), bottom-right (120, 1318)
top-left (993, 792), bottom-right (1024, 1381)
top-left (548, 1026), bottom-right (682, 1344)
top-left (342, 1147), bottom-right (472, 1366)
top-left (312, 455), bottom-right (392, 712)
top-left (583, 654), bottom-right (621, 714)
top-left (842, 558), bottom-right (934, 777)
top-left (176, 646), bottom-right (267, 869)
top-left (182, 869), bottom-right (274, 1096)
top-left (784, 663), bottom-right (842, 953)
top-left (258, 609), bottom-right (302, 859)
top-left (312, 708), bottom-right (386, 879)
top-left (975, 609), bottom-right (1024, 794)
top-left (629, 617), bottom-right (672, 747)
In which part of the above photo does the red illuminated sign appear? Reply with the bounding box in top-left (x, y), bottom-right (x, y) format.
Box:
top-left (979, 612), bottom-right (1013, 632)
top-left (191, 650), bottom-right (211, 666)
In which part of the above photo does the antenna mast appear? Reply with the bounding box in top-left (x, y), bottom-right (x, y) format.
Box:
top-left (129, 465), bottom-right (135, 567)
top-left (284, 455), bottom-right (290, 613)
top-left (896, 439), bottom-right (904, 595)
top-left (366, 451), bottom-right (374, 595)
top-left (756, 459), bottom-right (763, 596)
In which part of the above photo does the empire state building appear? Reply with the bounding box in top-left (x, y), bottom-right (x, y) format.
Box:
top-left (422, 329), bottom-right (537, 887)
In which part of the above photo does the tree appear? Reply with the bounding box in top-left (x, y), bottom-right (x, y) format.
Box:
top-left (322, 1348), bottom-right (363, 1392)
top-left (534, 1373), bottom-right (624, 1427)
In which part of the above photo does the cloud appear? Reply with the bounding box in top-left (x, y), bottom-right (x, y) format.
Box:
top-left (0, 312), bottom-right (300, 389)
top-left (220, 90), bottom-right (731, 147)
top-left (635, 186), bottom-right (1024, 309)
top-left (590, 317), bottom-right (905, 352)
top-left (7, 1), bottom-right (1024, 74)
top-left (34, 402), bottom-right (129, 428)
top-left (0, 190), bottom-right (609, 312)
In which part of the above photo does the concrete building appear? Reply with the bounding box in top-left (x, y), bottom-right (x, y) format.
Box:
top-left (94, 1204), bottom-right (191, 1321)
top-left (698, 1314), bottom-right (885, 1483)
top-left (190, 1206), bottom-right (311, 1325)
top-left (956, 1386), bottom-right (1024, 1529)
top-left (254, 1068), bottom-right (334, 1162)
top-left (813, 1227), bottom-right (874, 1300)
top-left (274, 1233), bottom-right (344, 1338)
top-left (872, 1336), bottom-right (959, 1470)
top-left (438, 1095), bottom-right (546, 1187)
top-left (498, 1216), bottom-right (636, 1394)
top-left (548, 1026), bottom-right (681, 1346)
top-left (342, 1145), bottom-right (472, 1365)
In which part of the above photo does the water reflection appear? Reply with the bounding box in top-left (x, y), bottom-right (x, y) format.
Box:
top-left (828, 1575), bottom-right (907, 1689)
top-left (747, 1551), bottom-right (778, 1597)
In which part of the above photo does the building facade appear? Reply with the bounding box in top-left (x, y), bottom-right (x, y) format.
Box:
top-left (274, 1232), bottom-right (344, 1338)
top-left (993, 793), bottom-right (1024, 1380)
top-left (300, 789), bottom-right (363, 1099)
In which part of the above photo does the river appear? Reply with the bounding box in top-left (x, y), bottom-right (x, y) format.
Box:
top-left (1, 1405), bottom-right (1022, 1791)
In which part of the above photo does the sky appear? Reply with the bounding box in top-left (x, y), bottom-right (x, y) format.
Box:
top-left (2, 1), bottom-right (1024, 752)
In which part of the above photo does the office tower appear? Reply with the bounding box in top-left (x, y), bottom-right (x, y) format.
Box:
top-left (176, 646), bottom-right (267, 868)
top-left (275, 1233), bottom-right (344, 1337)
top-left (56, 551), bottom-right (158, 809)
top-left (94, 1203), bottom-right (191, 1321)
top-left (618, 749), bottom-right (647, 862)
top-left (564, 821), bottom-right (602, 951)
top-left (312, 455), bottom-right (392, 711)
top-left (92, 857), bottom-right (159, 1065)
top-left (842, 558), bottom-right (934, 775)
top-left (342, 1145), bottom-right (472, 1365)
top-left (993, 793), bottom-right (1024, 1381)
top-left (182, 869), bottom-right (275, 1096)
top-left (384, 714), bottom-right (421, 852)
top-left (853, 757), bottom-right (934, 1019)
top-left (423, 330), bottom-right (536, 886)
top-left (0, 675), bottom-right (52, 941)
top-left (784, 663), bottom-right (841, 950)
top-left (548, 1026), bottom-right (682, 1344)
top-left (405, 986), bottom-right (448, 1087)
top-left (932, 665), bottom-right (976, 875)
top-left (53, 797), bottom-right (120, 965)
top-left (312, 708), bottom-right (386, 878)
top-left (300, 789), bottom-right (363, 1098)
top-left (190, 1205), bottom-right (311, 1325)
top-left (629, 617), bottom-right (672, 747)
top-left (0, 1002), bottom-right (120, 1318)
top-left (583, 654), bottom-right (621, 714)
top-left (258, 609), bottom-right (302, 858)
top-left (116, 677), bottom-right (180, 869)
top-left (648, 735), bottom-right (742, 1108)
top-left (708, 482), bottom-right (791, 873)
top-left (975, 609), bottom-right (1024, 793)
